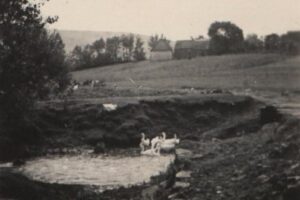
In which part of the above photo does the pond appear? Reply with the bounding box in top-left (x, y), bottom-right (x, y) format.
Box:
top-left (18, 154), bottom-right (175, 191)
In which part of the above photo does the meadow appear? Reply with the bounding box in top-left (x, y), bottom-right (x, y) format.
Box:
top-left (72, 53), bottom-right (300, 91)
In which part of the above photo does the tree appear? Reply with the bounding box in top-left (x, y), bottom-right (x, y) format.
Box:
top-left (280, 32), bottom-right (300, 54)
top-left (106, 36), bottom-right (121, 62)
top-left (121, 34), bottom-right (134, 61)
top-left (244, 34), bottom-right (264, 52)
top-left (67, 45), bottom-right (84, 70)
top-left (264, 33), bottom-right (280, 52)
top-left (69, 45), bottom-right (95, 69)
top-left (0, 0), bottom-right (70, 125)
top-left (148, 34), bottom-right (170, 50)
top-left (133, 37), bottom-right (146, 61)
top-left (92, 38), bottom-right (105, 56)
top-left (208, 21), bottom-right (244, 54)
top-left (91, 38), bottom-right (106, 66)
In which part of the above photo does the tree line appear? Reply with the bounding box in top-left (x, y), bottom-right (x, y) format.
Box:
top-left (208, 21), bottom-right (300, 55)
top-left (67, 34), bottom-right (146, 70)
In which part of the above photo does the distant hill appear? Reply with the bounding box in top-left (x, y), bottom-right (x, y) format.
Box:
top-left (57, 30), bottom-right (152, 57)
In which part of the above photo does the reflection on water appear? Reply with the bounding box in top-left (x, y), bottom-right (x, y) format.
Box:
top-left (19, 154), bottom-right (174, 190)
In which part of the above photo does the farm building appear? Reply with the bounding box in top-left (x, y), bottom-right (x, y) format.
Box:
top-left (150, 40), bottom-right (173, 61)
top-left (174, 40), bottom-right (209, 59)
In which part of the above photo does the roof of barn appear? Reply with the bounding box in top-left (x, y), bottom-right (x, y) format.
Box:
top-left (175, 40), bottom-right (210, 50)
top-left (152, 40), bottom-right (172, 52)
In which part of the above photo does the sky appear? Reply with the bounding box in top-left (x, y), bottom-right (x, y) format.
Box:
top-left (41, 0), bottom-right (300, 40)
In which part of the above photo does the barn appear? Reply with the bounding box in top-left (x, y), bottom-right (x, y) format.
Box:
top-left (150, 40), bottom-right (173, 61)
top-left (174, 40), bottom-right (209, 59)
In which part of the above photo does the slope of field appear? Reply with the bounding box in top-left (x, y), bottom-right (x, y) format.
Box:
top-left (72, 53), bottom-right (300, 91)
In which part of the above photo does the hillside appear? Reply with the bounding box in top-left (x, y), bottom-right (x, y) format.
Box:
top-left (72, 53), bottom-right (300, 91)
top-left (58, 29), bottom-right (152, 56)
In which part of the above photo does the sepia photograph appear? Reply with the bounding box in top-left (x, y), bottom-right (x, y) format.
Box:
top-left (0, 0), bottom-right (300, 199)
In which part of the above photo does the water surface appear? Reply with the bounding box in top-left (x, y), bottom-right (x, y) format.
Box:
top-left (19, 154), bottom-right (174, 190)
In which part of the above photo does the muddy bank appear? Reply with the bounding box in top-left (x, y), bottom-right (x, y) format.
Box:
top-left (1, 94), bottom-right (262, 162)
top-left (32, 95), bottom-right (263, 150)
top-left (2, 94), bottom-right (300, 199)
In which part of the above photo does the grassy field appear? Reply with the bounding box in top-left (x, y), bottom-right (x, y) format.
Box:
top-left (72, 53), bottom-right (300, 91)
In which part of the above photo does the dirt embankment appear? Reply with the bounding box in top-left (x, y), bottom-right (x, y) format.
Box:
top-left (28, 95), bottom-right (261, 152)
top-left (1, 94), bottom-right (300, 200)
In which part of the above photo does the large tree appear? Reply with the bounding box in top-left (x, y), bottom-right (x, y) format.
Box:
top-left (264, 33), bottom-right (281, 52)
top-left (92, 38), bottom-right (106, 56)
top-left (208, 21), bottom-right (244, 54)
top-left (280, 32), bottom-right (300, 54)
top-left (244, 34), bottom-right (264, 52)
top-left (0, 0), bottom-right (70, 125)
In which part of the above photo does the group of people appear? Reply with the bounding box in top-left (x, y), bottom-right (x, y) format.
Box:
top-left (139, 132), bottom-right (180, 156)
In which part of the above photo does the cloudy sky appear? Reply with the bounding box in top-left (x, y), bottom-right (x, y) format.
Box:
top-left (41, 0), bottom-right (300, 40)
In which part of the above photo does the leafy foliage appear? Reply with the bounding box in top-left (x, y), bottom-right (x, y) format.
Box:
top-left (208, 21), bottom-right (244, 54)
top-left (68, 34), bottom-right (146, 70)
top-left (264, 34), bottom-right (281, 52)
top-left (0, 0), bottom-right (70, 124)
top-left (244, 34), bottom-right (264, 52)
top-left (133, 37), bottom-right (146, 61)
top-left (121, 34), bottom-right (134, 61)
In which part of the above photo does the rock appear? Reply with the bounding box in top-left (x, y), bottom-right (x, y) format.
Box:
top-left (168, 192), bottom-right (179, 199)
top-left (176, 148), bottom-right (193, 160)
top-left (176, 171), bottom-right (192, 179)
top-left (141, 185), bottom-right (160, 200)
top-left (291, 163), bottom-right (300, 170)
top-left (173, 181), bottom-right (190, 189)
top-left (175, 148), bottom-right (193, 169)
top-left (159, 181), bottom-right (168, 188)
top-left (257, 174), bottom-right (270, 183)
top-left (191, 154), bottom-right (204, 160)
top-left (231, 174), bottom-right (246, 182)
